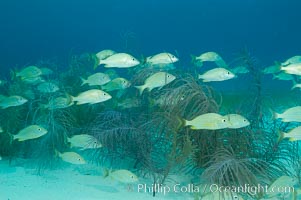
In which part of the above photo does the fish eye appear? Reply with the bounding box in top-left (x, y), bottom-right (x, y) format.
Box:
top-left (227, 72), bottom-right (230, 74)
top-left (172, 56), bottom-right (175, 58)
top-left (167, 75), bottom-right (170, 78)
top-left (222, 119), bottom-right (226, 122)
top-left (103, 93), bottom-right (106, 96)
top-left (123, 80), bottom-right (126, 83)
top-left (243, 119), bottom-right (246, 122)
top-left (132, 58), bottom-right (135, 61)
top-left (131, 175), bottom-right (134, 178)
top-left (38, 128), bottom-right (41, 131)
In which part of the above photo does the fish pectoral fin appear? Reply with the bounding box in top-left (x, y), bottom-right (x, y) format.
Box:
top-left (76, 101), bottom-right (86, 105)
top-left (17, 138), bottom-right (25, 142)
top-left (289, 137), bottom-right (297, 142)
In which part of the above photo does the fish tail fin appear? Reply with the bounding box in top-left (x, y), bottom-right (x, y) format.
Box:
top-left (103, 168), bottom-right (110, 178)
top-left (272, 74), bottom-right (277, 80)
top-left (66, 93), bottom-right (75, 103)
top-left (184, 119), bottom-right (190, 127)
top-left (268, 108), bottom-right (279, 120)
top-left (190, 55), bottom-right (196, 64)
top-left (0, 103), bottom-right (10, 109)
top-left (10, 69), bottom-right (17, 81)
top-left (176, 116), bottom-right (186, 130)
top-left (91, 53), bottom-right (99, 70)
top-left (135, 85), bottom-right (146, 95)
top-left (64, 93), bottom-right (73, 105)
top-left (291, 79), bottom-right (298, 90)
top-left (0, 79), bottom-right (7, 85)
top-left (277, 130), bottom-right (285, 143)
top-left (7, 132), bottom-right (15, 144)
top-left (291, 84), bottom-right (297, 90)
top-left (268, 108), bottom-right (274, 120)
top-left (292, 78), bottom-right (297, 85)
top-left (274, 61), bottom-right (282, 71)
top-left (80, 77), bottom-right (87, 86)
top-left (66, 137), bottom-right (72, 147)
top-left (54, 149), bottom-right (61, 157)
top-left (140, 54), bottom-right (146, 65)
top-left (93, 63), bottom-right (99, 70)
top-left (191, 55), bottom-right (203, 67)
top-left (274, 112), bottom-right (280, 120)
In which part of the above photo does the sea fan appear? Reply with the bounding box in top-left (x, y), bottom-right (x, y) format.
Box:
top-left (89, 110), bottom-right (151, 168)
top-left (152, 74), bottom-right (220, 119)
top-left (201, 147), bottom-right (268, 187)
top-left (29, 106), bottom-right (73, 173)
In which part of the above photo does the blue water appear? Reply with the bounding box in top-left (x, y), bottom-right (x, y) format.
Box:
top-left (0, 0), bottom-right (300, 74)
top-left (1, 1), bottom-right (301, 200)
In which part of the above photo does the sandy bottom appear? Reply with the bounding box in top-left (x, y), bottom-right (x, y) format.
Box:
top-left (0, 160), bottom-right (194, 200)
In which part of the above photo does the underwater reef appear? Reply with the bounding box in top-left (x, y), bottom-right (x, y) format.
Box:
top-left (0, 49), bottom-right (301, 200)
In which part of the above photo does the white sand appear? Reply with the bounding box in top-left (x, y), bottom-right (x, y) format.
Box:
top-left (0, 160), bottom-right (194, 200)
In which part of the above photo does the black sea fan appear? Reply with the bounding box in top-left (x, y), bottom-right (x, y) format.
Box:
top-left (89, 110), bottom-right (151, 167)
top-left (28, 105), bottom-right (75, 173)
top-left (201, 147), bottom-right (268, 187)
top-left (153, 74), bottom-right (220, 119)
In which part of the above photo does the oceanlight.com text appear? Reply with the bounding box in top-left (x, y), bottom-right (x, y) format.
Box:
top-left (137, 183), bottom-right (295, 196)
top-left (209, 184), bottom-right (294, 196)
